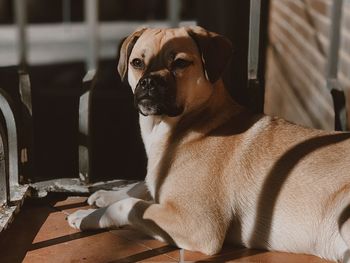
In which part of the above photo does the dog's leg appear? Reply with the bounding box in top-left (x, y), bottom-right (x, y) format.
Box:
top-left (68, 198), bottom-right (225, 255)
top-left (340, 215), bottom-right (350, 263)
top-left (87, 181), bottom-right (151, 207)
top-left (339, 217), bottom-right (350, 263)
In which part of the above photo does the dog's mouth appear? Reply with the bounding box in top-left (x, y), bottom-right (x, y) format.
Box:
top-left (136, 96), bottom-right (164, 116)
top-left (133, 75), bottom-right (183, 117)
top-left (134, 94), bottom-right (183, 117)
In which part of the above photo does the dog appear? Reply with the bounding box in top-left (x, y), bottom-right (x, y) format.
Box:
top-left (68, 26), bottom-right (350, 262)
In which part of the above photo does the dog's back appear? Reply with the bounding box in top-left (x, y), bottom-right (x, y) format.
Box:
top-left (156, 81), bottom-right (350, 261)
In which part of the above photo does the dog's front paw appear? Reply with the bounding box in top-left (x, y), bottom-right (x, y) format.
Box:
top-left (67, 209), bottom-right (98, 230)
top-left (88, 190), bottom-right (124, 207)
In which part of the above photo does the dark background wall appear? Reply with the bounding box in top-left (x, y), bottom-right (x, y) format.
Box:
top-left (196, 0), bottom-right (251, 106)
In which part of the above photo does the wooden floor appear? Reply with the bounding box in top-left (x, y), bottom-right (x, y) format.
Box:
top-left (0, 195), bottom-right (334, 263)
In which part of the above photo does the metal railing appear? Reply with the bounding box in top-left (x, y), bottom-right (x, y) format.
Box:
top-left (247, 0), bottom-right (347, 130)
top-left (247, 0), bottom-right (264, 113)
top-left (1, 0), bottom-right (346, 232)
top-left (0, 119), bottom-right (8, 207)
top-left (326, 0), bottom-right (347, 131)
top-left (0, 0), bottom-right (185, 234)
top-left (0, 85), bottom-right (29, 231)
top-left (1, 0), bottom-right (185, 198)
top-left (248, 0), bottom-right (261, 84)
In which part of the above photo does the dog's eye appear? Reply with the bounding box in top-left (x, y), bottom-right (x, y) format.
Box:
top-left (172, 59), bottom-right (192, 70)
top-left (130, 58), bottom-right (144, 69)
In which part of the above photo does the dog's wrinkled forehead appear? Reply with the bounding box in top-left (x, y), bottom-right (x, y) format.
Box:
top-left (130, 28), bottom-right (199, 63)
top-left (118, 26), bottom-right (233, 84)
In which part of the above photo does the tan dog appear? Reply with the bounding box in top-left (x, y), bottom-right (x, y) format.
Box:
top-left (68, 26), bottom-right (350, 262)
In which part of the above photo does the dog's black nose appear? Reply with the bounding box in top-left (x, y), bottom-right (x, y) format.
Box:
top-left (139, 77), bottom-right (155, 90)
top-left (137, 76), bottom-right (164, 99)
top-left (138, 76), bottom-right (165, 91)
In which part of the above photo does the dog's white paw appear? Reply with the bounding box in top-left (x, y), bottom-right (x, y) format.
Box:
top-left (88, 190), bottom-right (125, 207)
top-left (67, 209), bottom-right (97, 230)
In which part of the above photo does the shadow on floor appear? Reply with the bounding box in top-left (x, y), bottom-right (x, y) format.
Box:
top-left (109, 245), bottom-right (178, 263)
top-left (0, 193), bottom-right (96, 263)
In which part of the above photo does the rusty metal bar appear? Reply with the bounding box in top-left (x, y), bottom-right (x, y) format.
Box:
top-left (14, 0), bottom-right (28, 68)
top-left (18, 70), bottom-right (33, 183)
top-left (326, 0), bottom-right (347, 130)
top-left (79, 69), bottom-right (96, 183)
top-left (327, 0), bottom-right (343, 85)
top-left (19, 70), bottom-right (32, 116)
top-left (0, 124), bottom-right (9, 206)
top-left (247, 0), bottom-right (265, 113)
top-left (247, 0), bottom-right (261, 82)
top-left (84, 0), bottom-right (99, 71)
top-left (179, 248), bottom-right (185, 263)
top-left (0, 0), bottom-right (30, 229)
top-left (167, 0), bottom-right (181, 27)
top-left (63, 0), bottom-right (71, 23)
top-left (0, 89), bottom-right (19, 198)
top-left (81, 0), bottom-right (98, 181)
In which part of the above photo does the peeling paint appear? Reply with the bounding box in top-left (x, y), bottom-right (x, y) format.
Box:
top-left (0, 185), bottom-right (29, 232)
top-left (1, 179), bottom-right (139, 233)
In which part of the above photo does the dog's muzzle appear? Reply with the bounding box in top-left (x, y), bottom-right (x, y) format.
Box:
top-left (134, 75), bottom-right (166, 116)
top-left (134, 75), bottom-right (182, 117)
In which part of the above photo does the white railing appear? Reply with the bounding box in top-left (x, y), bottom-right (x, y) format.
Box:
top-left (0, 1), bottom-right (187, 231)
top-left (0, 84), bottom-right (29, 232)
top-left (0, 0), bottom-right (191, 67)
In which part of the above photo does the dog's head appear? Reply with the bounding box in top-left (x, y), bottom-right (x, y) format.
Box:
top-left (117, 26), bottom-right (232, 117)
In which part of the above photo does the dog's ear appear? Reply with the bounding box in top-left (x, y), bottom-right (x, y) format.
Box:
top-left (117, 28), bottom-right (147, 82)
top-left (186, 26), bottom-right (233, 83)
